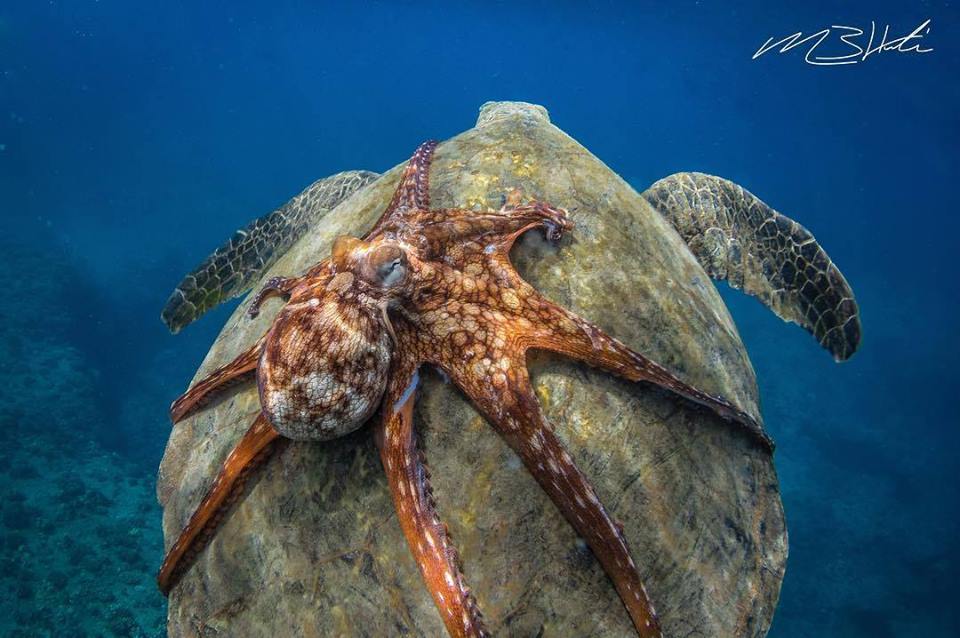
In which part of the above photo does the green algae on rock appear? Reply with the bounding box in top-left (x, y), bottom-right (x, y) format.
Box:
top-left (158, 102), bottom-right (789, 637)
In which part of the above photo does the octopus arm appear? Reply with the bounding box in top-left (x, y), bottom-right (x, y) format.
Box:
top-left (247, 274), bottom-right (309, 319)
top-left (369, 140), bottom-right (439, 235)
top-left (375, 362), bottom-right (489, 638)
top-left (415, 202), bottom-right (571, 261)
top-left (522, 297), bottom-right (773, 450)
top-left (158, 413), bottom-right (283, 594)
top-left (443, 357), bottom-right (662, 638)
top-left (170, 334), bottom-right (267, 424)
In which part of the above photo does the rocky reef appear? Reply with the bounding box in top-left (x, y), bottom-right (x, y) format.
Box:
top-left (0, 234), bottom-right (165, 637)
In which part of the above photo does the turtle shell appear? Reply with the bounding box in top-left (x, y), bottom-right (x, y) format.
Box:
top-left (158, 101), bottom-right (785, 637)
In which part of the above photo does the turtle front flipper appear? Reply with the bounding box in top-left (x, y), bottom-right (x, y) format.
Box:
top-left (161, 169), bottom-right (380, 333)
top-left (642, 173), bottom-right (861, 361)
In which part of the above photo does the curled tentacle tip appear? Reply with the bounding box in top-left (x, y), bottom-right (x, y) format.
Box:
top-left (546, 207), bottom-right (574, 244)
top-left (545, 222), bottom-right (564, 244)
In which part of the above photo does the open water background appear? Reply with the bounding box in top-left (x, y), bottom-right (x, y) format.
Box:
top-left (0, 2), bottom-right (957, 636)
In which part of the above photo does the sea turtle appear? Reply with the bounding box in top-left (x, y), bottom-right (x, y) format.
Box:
top-left (157, 101), bottom-right (859, 637)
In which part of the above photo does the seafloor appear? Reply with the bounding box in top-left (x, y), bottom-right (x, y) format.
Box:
top-left (0, 237), bottom-right (166, 637)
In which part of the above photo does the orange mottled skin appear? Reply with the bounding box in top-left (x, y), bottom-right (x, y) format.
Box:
top-left (159, 141), bottom-right (769, 638)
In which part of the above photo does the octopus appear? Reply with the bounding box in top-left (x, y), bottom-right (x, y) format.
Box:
top-left (156, 141), bottom-right (784, 638)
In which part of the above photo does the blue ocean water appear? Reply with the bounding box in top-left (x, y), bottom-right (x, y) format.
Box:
top-left (1, 2), bottom-right (957, 636)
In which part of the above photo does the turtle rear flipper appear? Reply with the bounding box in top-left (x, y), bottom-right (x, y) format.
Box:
top-left (642, 172), bottom-right (861, 361)
top-left (161, 169), bottom-right (380, 333)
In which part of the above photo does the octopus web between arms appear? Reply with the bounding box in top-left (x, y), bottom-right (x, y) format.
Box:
top-left (159, 142), bottom-right (775, 638)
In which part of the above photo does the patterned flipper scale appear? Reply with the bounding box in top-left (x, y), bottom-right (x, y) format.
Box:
top-left (642, 172), bottom-right (861, 361)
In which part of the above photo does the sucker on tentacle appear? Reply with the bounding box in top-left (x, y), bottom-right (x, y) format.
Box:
top-left (159, 139), bottom-right (776, 636)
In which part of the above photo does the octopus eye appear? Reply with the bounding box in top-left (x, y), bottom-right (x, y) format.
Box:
top-left (363, 243), bottom-right (408, 288)
top-left (377, 258), bottom-right (406, 286)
